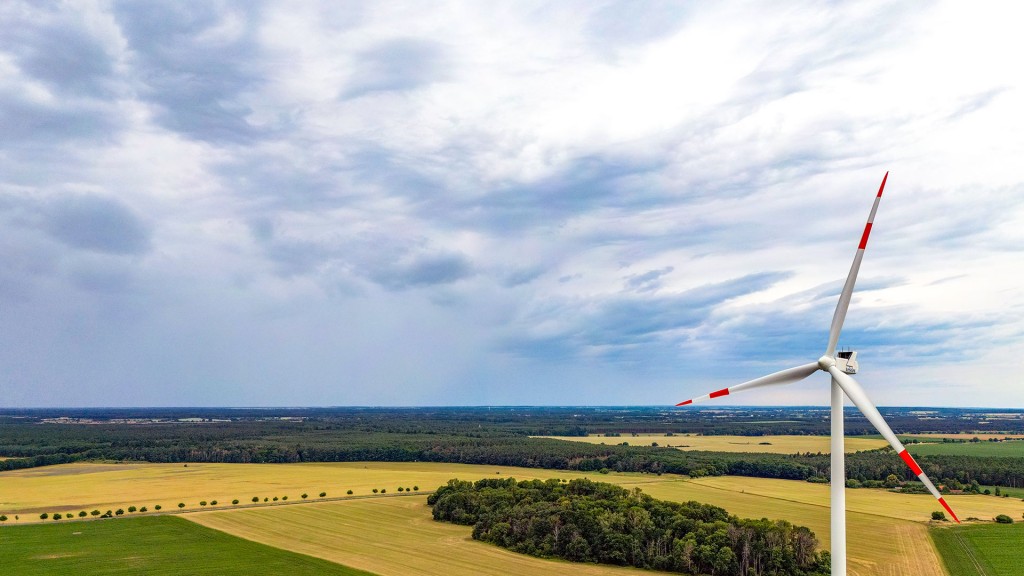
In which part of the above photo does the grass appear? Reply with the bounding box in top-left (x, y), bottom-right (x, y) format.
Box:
top-left (904, 439), bottom-right (1024, 457)
top-left (538, 434), bottom-right (889, 454)
top-left (931, 522), bottom-right (1024, 576)
top-left (0, 515), bottom-right (376, 575)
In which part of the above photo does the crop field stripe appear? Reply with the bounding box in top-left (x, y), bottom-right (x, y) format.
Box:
top-left (0, 515), bottom-right (377, 576)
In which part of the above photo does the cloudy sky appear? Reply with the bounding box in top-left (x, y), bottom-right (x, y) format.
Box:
top-left (2, 1), bottom-right (1022, 408)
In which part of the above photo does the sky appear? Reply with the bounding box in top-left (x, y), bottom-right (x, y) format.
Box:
top-left (1, 1), bottom-right (1023, 408)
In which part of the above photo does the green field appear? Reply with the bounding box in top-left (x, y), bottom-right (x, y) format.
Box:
top-left (538, 434), bottom-right (889, 454)
top-left (905, 439), bottom-right (1024, 457)
top-left (0, 515), bottom-right (375, 576)
top-left (931, 522), bottom-right (1024, 576)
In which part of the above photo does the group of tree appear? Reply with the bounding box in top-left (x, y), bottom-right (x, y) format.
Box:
top-left (430, 477), bottom-right (829, 576)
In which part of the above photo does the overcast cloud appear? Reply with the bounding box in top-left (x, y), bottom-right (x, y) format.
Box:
top-left (1, 0), bottom-right (1023, 407)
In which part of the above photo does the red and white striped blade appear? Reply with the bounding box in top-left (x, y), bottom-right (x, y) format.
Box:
top-left (827, 366), bottom-right (960, 523)
top-left (826, 172), bottom-right (888, 357)
top-left (676, 362), bottom-right (818, 406)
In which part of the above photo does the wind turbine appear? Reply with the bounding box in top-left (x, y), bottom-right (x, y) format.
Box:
top-left (674, 173), bottom-right (959, 576)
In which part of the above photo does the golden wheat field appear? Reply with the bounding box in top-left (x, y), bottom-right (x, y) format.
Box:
top-left (7, 461), bottom-right (1016, 575)
top-left (537, 434), bottom-right (889, 453)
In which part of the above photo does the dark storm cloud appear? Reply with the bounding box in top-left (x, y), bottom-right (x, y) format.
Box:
top-left (344, 38), bottom-right (450, 98)
top-left (43, 195), bottom-right (151, 255)
top-left (112, 1), bottom-right (265, 142)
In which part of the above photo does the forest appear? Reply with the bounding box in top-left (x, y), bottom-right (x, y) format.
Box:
top-left (2, 407), bottom-right (1023, 488)
top-left (429, 477), bottom-right (830, 576)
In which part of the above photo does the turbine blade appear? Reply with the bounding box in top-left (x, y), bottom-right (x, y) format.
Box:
top-left (827, 366), bottom-right (960, 523)
top-left (676, 362), bottom-right (818, 406)
top-left (825, 172), bottom-right (888, 357)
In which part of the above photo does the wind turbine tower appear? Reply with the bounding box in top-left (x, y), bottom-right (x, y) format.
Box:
top-left (675, 173), bottom-right (959, 576)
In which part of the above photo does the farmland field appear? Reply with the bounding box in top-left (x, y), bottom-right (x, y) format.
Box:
top-left (905, 439), bottom-right (1024, 457)
top-left (538, 434), bottom-right (889, 453)
top-left (930, 522), bottom-right (1024, 576)
top-left (190, 497), bottom-right (673, 576)
top-left (0, 515), bottom-right (375, 576)
top-left (6, 461), bottom-right (1022, 576)
top-left (0, 461), bottom-right (598, 518)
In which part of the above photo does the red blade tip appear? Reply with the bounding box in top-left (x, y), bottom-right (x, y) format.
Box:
top-left (675, 400), bottom-right (693, 406)
top-left (877, 171), bottom-right (888, 197)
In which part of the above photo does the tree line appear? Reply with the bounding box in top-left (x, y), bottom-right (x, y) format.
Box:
top-left (430, 477), bottom-right (829, 576)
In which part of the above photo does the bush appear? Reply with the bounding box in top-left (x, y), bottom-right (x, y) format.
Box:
top-left (995, 514), bottom-right (1014, 524)
top-left (319, 492), bottom-right (327, 498)
top-left (128, 506), bottom-right (137, 513)
top-left (281, 496), bottom-right (287, 501)
top-left (140, 507), bottom-right (148, 512)
top-left (40, 513), bottom-right (48, 520)
top-left (91, 510), bottom-right (101, 516)
top-left (79, 511), bottom-right (87, 517)
top-left (53, 513), bottom-right (62, 520)
top-left (154, 505), bottom-right (162, 511)
top-left (845, 479), bottom-right (862, 489)
top-left (806, 476), bottom-right (828, 484)
top-left (398, 487), bottom-right (404, 492)
top-left (0, 515), bottom-right (6, 522)
top-left (211, 500), bottom-right (218, 506)
top-left (199, 501), bottom-right (207, 507)
top-left (253, 497), bottom-right (259, 503)
top-left (178, 503), bottom-right (185, 509)
top-left (232, 499), bottom-right (239, 505)
top-left (347, 489), bottom-right (353, 495)
top-left (272, 497), bottom-right (278, 501)
top-left (381, 488), bottom-right (386, 494)
top-left (115, 509), bottom-right (124, 516)
top-left (301, 493), bottom-right (308, 499)
top-left (413, 486), bottom-right (419, 491)
top-left (931, 511), bottom-right (947, 521)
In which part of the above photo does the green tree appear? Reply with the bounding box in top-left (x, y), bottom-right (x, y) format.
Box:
top-left (398, 487), bottom-right (404, 492)
top-left (79, 511), bottom-right (87, 517)
top-left (91, 510), bottom-right (100, 516)
top-left (252, 496), bottom-right (259, 502)
top-left (272, 497), bottom-right (278, 501)
top-left (0, 515), bottom-right (7, 522)
top-left (301, 493), bottom-right (308, 499)
top-left (931, 511), bottom-right (947, 521)
top-left (128, 506), bottom-right (137, 513)
top-left (281, 496), bottom-right (287, 501)
top-left (53, 513), bottom-right (62, 520)
top-left (372, 488), bottom-right (379, 494)
top-left (140, 506), bottom-right (148, 512)
top-left (200, 501), bottom-right (207, 507)
top-left (115, 509), bottom-right (124, 516)
top-left (884, 474), bottom-right (901, 488)
top-left (347, 489), bottom-right (353, 495)
top-left (995, 514), bottom-right (1014, 524)
top-left (178, 503), bottom-right (185, 509)
top-left (232, 499), bottom-right (239, 505)
top-left (211, 500), bottom-right (218, 506)
top-left (319, 492), bottom-right (327, 497)
top-left (413, 486), bottom-right (419, 491)
top-left (40, 513), bottom-right (48, 520)
top-left (154, 505), bottom-right (162, 511)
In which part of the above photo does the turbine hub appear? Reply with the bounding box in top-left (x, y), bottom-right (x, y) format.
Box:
top-left (817, 355), bottom-right (836, 370)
